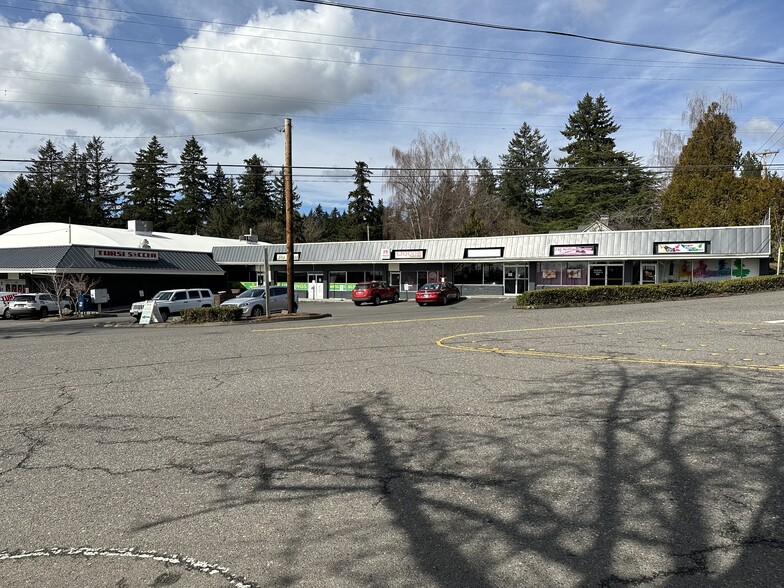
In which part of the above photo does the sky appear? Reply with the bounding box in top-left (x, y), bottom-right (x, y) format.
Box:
top-left (1, 0), bottom-right (783, 214)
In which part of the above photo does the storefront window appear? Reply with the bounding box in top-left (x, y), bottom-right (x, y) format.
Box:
top-left (329, 271), bottom-right (347, 284)
top-left (539, 262), bottom-right (562, 286)
top-left (563, 262), bottom-right (587, 286)
top-left (347, 271), bottom-right (364, 284)
top-left (483, 263), bottom-right (503, 284)
top-left (454, 263), bottom-right (482, 284)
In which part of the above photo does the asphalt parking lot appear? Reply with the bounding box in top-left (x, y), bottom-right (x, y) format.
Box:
top-left (2, 292), bottom-right (784, 587)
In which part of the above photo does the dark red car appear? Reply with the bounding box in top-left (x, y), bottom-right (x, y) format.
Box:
top-left (351, 281), bottom-right (400, 306)
top-left (415, 282), bottom-right (461, 306)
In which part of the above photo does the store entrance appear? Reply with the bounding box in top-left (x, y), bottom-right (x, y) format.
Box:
top-left (589, 264), bottom-right (623, 286)
top-left (504, 265), bottom-right (528, 295)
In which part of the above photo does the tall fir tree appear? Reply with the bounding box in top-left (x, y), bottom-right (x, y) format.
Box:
top-left (498, 123), bottom-right (551, 226)
top-left (660, 102), bottom-right (742, 227)
top-left (346, 161), bottom-right (377, 240)
top-left (123, 136), bottom-right (175, 230)
top-left (237, 154), bottom-right (274, 231)
top-left (205, 164), bottom-right (241, 238)
top-left (1, 175), bottom-right (36, 231)
top-left (26, 140), bottom-right (74, 222)
top-left (84, 136), bottom-right (123, 226)
top-left (271, 168), bottom-right (302, 241)
top-left (543, 93), bottom-right (655, 231)
top-left (61, 143), bottom-right (92, 224)
top-left (172, 136), bottom-right (211, 234)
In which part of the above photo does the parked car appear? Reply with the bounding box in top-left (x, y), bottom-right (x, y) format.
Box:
top-left (8, 292), bottom-right (61, 319)
top-left (220, 286), bottom-right (297, 318)
top-left (351, 281), bottom-right (400, 306)
top-left (415, 282), bottom-right (461, 306)
top-left (130, 288), bottom-right (214, 322)
top-left (1, 291), bottom-right (16, 319)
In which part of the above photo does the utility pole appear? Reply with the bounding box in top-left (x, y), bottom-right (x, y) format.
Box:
top-left (756, 150), bottom-right (779, 179)
top-left (284, 118), bottom-right (296, 313)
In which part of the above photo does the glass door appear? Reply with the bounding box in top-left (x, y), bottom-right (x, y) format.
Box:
top-left (504, 265), bottom-right (528, 295)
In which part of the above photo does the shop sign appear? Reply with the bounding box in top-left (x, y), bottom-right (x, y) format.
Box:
top-left (464, 247), bottom-right (504, 258)
top-left (654, 242), bottom-right (708, 254)
top-left (393, 249), bottom-right (425, 259)
top-left (274, 252), bottom-right (300, 261)
top-left (550, 244), bottom-right (597, 257)
top-left (94, 248), bottom-right (159, 261)
top-left (381, 248), bottom-right (391, 260)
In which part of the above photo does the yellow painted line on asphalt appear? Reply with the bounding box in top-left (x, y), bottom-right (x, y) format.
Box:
top-left (252, 314), bottom-right (485, 332)
top-left (437, 321), bottom-right (784, 372)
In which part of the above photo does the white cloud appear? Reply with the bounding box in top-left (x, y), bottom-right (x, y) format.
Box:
top-left (163, 5), bottom-right (376, 147)
top-left (45, 0), bottom-right (120, 35)
top-left (569, 0), bottom-right (608, 15)
top-left (499, 81), bottom-right (564, 110)
top-left (0, 13), bottom-right (154, 127)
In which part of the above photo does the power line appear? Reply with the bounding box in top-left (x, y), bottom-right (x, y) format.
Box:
top-left (293, 0), bottom-right (784, 66)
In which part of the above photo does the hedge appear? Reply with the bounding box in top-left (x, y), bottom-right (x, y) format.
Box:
top-left (516, 274), bottom-right (784, 308)
top-left (180, 306), bottom-right (244, 323)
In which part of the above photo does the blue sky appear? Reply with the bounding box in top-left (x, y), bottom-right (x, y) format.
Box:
top-left (1, 0), bottom-right (783, 213)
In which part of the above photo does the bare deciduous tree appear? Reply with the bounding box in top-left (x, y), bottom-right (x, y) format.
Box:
top-left (384, 131), bottom-right (471, 239)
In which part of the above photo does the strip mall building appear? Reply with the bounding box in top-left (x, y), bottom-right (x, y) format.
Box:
top-left (0, 221), bottom-right (772, 305)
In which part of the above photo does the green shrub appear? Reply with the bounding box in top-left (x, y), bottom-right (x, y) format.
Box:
top-left (181, 306), bottom-right (244, 323)
top-left (516, 274), bottom-right (784, 308)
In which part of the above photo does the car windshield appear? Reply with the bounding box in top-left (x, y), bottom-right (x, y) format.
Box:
top-left (236, 289), bottom-right (265, 299)
top-left (153, 291), bottom-right (173, 301)
top-left (421, 283), bottom-right (441, 290)
top-left (14, 295), bottom-right (34, 302)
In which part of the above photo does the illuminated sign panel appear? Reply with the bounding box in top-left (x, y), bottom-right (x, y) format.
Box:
top-left (654, 242), bottom-right (708, 254)
top-left (392, 249), bottom-right (425, 260)
top-left (274, 252), bottom-right (301, 261)
top-left (94, 248), bottom-right (159, 261)
top-left (464, 247), bottom-right (504, 258)
top-left (550, 244), bottom-right (598, 257)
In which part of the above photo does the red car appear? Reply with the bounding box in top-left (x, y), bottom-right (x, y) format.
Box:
top-left (415, 282), bottom-right (461, 306)
top-left (352, 281), bottom-right (400, 306)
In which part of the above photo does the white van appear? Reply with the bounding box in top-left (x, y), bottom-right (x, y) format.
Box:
top-left (0, 291), bottom-right (16, 319)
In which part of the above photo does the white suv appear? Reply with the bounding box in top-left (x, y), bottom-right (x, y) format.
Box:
top-left (8, 293), bottom-right (61, 319)
top-left (130, 288), bottom-right (214, 322)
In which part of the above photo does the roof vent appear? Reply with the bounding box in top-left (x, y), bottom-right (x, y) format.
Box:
top-left (140, 238), bottom-right (151, 249)
top-left (128, 220), bottom-right (153, 234)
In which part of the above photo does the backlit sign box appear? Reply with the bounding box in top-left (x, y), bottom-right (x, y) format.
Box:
top-left (94, 248), bottom-right (159, 261)
top-left (654, 242), bottom-right (708, 254)
top-left (274, 252), bottom-right (301, 262)
top-left (392, 249), bottom-right (426, 260)
top-left (464, 247), bottom-right (504, 259)
top-left (550, 244), bottom-right (598, 257)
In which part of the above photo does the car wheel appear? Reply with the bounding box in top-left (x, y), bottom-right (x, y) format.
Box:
top-left (40, 307), bottom-right (49, 319)
top-left (251, 305), bottom-right (264, 317)
top-left (133, 316), bottom-right (140, 323)
top-left (160, 308), bottom-right (170, 322)
top-left (392, 293), bottom-right (399, 303)
top-left (440, 295), bottom-right (447, 305)
top-left (373, 295), bottom-right (381, 306)
top-left (354, 301), bottom-right (361, 306)
top-left (2, 307), bottom-right (8, 319)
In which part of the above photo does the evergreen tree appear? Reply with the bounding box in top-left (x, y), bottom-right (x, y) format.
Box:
top-left (543, 94), bottom-right (655, 231)
top-left (61, 143), bottom-right (92, 224)
top-left (26, 140), bottom-right (75, 222)
top-left (172, 136), bottom-right (211, 234)
top-left (498, 123), bottom-right (550, 225)
top-left (123, 136), bottom-right (175, 230)
top-left (1, 175), bottom-right (36, 230)
top-left (205, 164), bottom-right (241, 237)
top-left (83, 136), bottom-right (123, 225)
top-left (347, 161), bottom-right (377, 239)
top-left (740, 151), bottom-right (764, 178)
top-left (660, 102), bottom-right (742, 227)
top-left (237, 154), bottom-right (274, 231)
